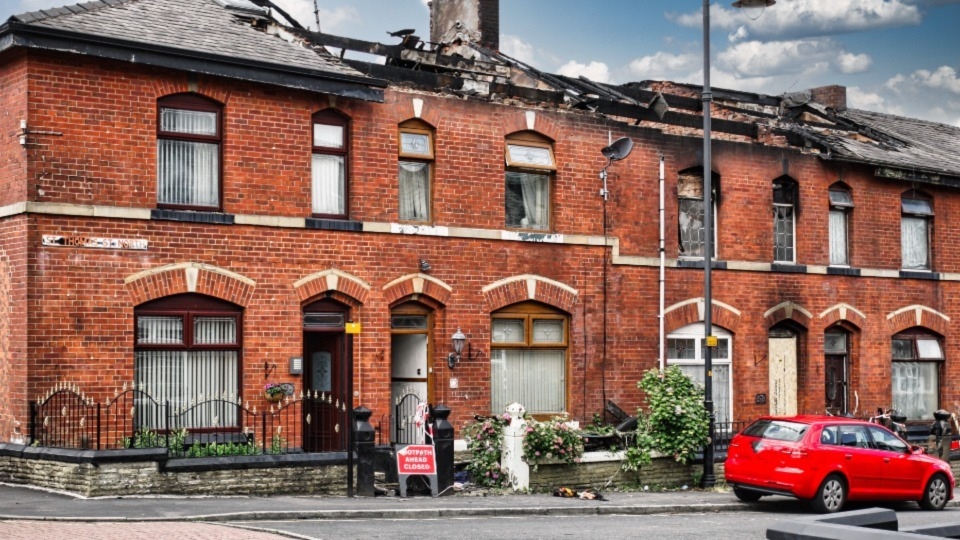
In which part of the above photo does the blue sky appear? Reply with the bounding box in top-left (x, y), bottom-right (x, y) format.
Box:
top-left (4, 0), bottom-right (960, 126)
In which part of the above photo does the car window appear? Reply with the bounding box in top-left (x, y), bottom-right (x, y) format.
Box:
top-left (742, 420), bottom-right (808, 442)
top-left (820, 426), bottom-right (839, 446)
top-left (867, 425), bottom-right (909, 452)
top-left (836, 425), bottom-right (870, 448)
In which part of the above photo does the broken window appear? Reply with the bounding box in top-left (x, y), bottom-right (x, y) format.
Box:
top-left (892, 329), bottom-right (942, 420)
top-left (504, 132), bottom-right (554, 230)
top-left (312, 110), bottom-right (349, 218)
top-left (773, 176), bottom-right (799, 263)
top-left (157, 94), bottom-right (221, 209)
top-left (901, 192), bottom-right (932, 270)
top-left (677, 169), bottom-right (716, 257)
top-left (398, 121), bottom-right (434, 222)
top-left (828, 185), bottom-right (853, 266)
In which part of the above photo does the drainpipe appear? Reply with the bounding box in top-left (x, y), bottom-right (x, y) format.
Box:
top-left (659, 154), bottom-right (665, 371)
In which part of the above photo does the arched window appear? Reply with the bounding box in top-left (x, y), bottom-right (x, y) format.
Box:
top-left (157, 94), bottom-right (222, 209)
top-left (902, 191), bottom-right (933, 270)
top-left (312, 109), bottom-right (350, 218)
top-left (491, 302), bottom-right (568, 416)
top-left (134, 294), bottom-right (241, 429)
top-left (773, 176), bottom-right (799, 263)
top-left (398, 119), bottom-right (434, 222)
top-left (505, 131), bottom-right (555, 231)
top-left (892, 328), bottom-right (943, 420)
top-left (828, 183), bottom-right (853, 266)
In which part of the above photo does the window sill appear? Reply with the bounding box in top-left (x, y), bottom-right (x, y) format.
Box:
top-left (899, 269), bottom-right (939, 280)
top-left (151, 209), bottom-right (235, 225)
top-left (771, 263), bottom-right (806, 274)
top-left (676, 258), bottom-right (727, 270)
top-left (827, 266), bottom-right (860, 277)
top-left (306, 218), bottom-right (362, 232)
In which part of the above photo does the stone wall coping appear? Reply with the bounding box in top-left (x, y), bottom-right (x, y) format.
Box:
top-left (0, 444), bottom-right (168, 464)
top-left (162, 452), bottom-right (348, 472)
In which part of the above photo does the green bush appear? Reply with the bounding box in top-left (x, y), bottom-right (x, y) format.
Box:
top-left (462, 414), bottom-right (510, 487)
top-left (522, 415), bottom-right (584, 471)
top-left (623, 366), bottom-right (709, 471)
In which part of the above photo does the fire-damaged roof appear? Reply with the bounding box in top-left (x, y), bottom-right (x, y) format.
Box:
top-left (4, 0), bottom-right (958, 186)
top-left (0, 0), bottom-right (386, 101)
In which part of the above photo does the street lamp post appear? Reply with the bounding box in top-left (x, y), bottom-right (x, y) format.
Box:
top-left (700, 0), bottom-right (774, 489)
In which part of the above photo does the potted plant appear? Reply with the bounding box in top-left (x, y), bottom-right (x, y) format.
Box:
top-left (264, 383), bottom-right (286, 403)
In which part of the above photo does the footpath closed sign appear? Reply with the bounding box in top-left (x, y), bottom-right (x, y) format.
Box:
top-left (397, 444), bottom-right (437, 475)
top-left (396, 444), bottom-right (439, 497)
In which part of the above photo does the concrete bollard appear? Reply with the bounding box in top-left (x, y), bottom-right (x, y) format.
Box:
top-left (353, 406), bottom-right (376, 497)
top-left (501, 402), bottom-right (529, 491)
top-left (431, 404), bottom-right (455, 495)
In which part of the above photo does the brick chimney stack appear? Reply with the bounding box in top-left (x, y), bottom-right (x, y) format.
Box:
top-left (808, 85), bottom-right (847, 110)
top-left (430, 0), bottom-right (500, 51)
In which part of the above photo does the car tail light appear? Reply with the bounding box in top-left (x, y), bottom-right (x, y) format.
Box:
top-left (952, 439), bottom-right (959, 452)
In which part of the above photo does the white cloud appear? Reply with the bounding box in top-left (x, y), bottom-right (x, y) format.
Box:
top-left (847, 86), bottom-right (891, 111)
top-left (500, 34), bottom-right (536, 65)
top-left (272, 0), bottom-right (360, 32)
top-left (912, 66), bottom-right (960, 93)
top-left (671, 0), bottom-right (922, 41)
top-left (716, 39), bottom-right (837, 78)
top-left (625, 51), bottom-right (698, 81)
top-left (836, 52), bottom-right (872, 74)
top-left (557, 60), bottom-right (611, 84)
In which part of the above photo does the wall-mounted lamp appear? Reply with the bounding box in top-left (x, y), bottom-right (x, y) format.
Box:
top-left (419, 258), bottom-right (432, 273)
top-left (447, 327), bottom-right (480, 369)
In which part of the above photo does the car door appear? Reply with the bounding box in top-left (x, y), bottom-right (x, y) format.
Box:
top-left (867, 425), bottom-right (925, 497)
top-left (834, 424), bottom-right (888, 499)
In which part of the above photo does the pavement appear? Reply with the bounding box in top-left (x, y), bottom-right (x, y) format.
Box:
top-left (0, 482), bottom-right (751, 538)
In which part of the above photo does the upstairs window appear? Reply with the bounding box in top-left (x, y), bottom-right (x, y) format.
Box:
top-left (902, 192), bottom-right (932, 270)
top-left (312, 110), bottom-right (349, 218)
top-left (157, 94), bottom-right (221, 209)
top-left (677, 168), bottom-right (718, 258)
top-left (828, 185), bottom-right (853, 266)
top-left (398, 120), bottom-right (434, 223)
top-left (505, 132), bottom-right (555, 231)
top-left (773, 176), bottom-right (799, 263)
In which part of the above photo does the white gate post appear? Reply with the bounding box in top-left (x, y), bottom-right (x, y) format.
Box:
top-left (501, 402), bottom-right (529, 491)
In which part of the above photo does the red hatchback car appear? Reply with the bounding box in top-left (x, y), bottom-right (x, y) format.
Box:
top-left (725, 415), bottom-right (954, 513)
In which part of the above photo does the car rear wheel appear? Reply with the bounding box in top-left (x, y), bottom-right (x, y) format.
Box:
top-left (733, 487), bottom-right (763, 502)
top-left (811, 474), bottom-right (846, 513)
top-left (919, 473), bottom-right (949, 511)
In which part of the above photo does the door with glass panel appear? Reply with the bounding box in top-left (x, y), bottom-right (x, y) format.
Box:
top-left (824, 330), bottom-right (849, 415)
top-left (390, 303), bottom-right (433, 443)
top-left (302, 300), bottom-right (349, 452)
top-left (666, 324), bottom-right (733, 426)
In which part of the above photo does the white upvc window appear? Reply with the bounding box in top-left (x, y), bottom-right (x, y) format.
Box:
top-left (667, 323), bottom-right (733, 425)
top-left (398, 123), bottom-right (434, 223)
top-left (505, 133), bottom-right (555, 231)
top-left (892, 331), bottom-right (943, 420)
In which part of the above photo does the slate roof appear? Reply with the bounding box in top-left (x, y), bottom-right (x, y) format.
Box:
top-left (3, 0), bottom-right (384, 98)
top-left (808, 108), bottom-right (960, 180)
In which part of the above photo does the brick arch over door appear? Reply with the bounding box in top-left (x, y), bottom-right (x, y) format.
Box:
top-left (819, 303), bottom-right (867, 330)
top-left (382, 273), bottom-right (452, 308)
top-left (481, 275), bottom-right (578, 313)
top-left (764, 301), bottom-right (813, 331)
top-left (886, 304), bottom-right (950, 336)
top-left (294, 269), bottom-right (371, 307)
top-left (663, 297), bottom-right (741, 334)
top-left (125, 262), bottom-right (255, 307)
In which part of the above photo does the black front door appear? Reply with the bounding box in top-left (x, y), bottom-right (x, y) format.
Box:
top-left (825, 355), bottom-right (847, 414)
top-left (303, 331), bottom-right (345, 451)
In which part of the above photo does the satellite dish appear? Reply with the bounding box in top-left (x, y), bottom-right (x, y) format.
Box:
top-left (601, 137), bottom-right (633, 162)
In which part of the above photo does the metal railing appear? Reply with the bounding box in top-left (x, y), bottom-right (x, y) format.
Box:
top-left (29, 384), bottom-right (348, 454)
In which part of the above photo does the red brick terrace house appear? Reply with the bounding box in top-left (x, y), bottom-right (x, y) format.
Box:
top-left (2, 0), bottom-right (960, 458)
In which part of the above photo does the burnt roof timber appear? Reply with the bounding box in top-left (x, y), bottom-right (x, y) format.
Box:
top-left (594, 99), bottom-right (759, 139)
top-left (615, 83), bottom-right (703, 113)
top-left (291, 29), bottom-right (405, 58)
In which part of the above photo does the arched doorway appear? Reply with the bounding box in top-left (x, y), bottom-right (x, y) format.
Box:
top-left (302, 298), bottom-right (351, 451)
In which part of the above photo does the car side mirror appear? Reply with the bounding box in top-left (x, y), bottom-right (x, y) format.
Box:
top-left (910, 445), bottom-right (925, 455)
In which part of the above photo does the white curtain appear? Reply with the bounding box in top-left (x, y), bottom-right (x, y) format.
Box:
top-left (892, 362), bottom-right (938, 420)
top-left (490, 349), bottom-right (564, 414)
top-left (157, 108), bottom-right (219, 207)
top-left (506, 172), bottom-right (548, 229)
top-left (829, 209), bottom-right (848, 265)
top-left (134, 316), bottom-right (238, 429)
top-left (678, 364), bottom-right (731, 425)
top-left (902, 216), bottom-right (928, 269)
top-left (312, 154), bottom-right (345, 215)
top-left (399, 161), bottom-right (429, 221)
